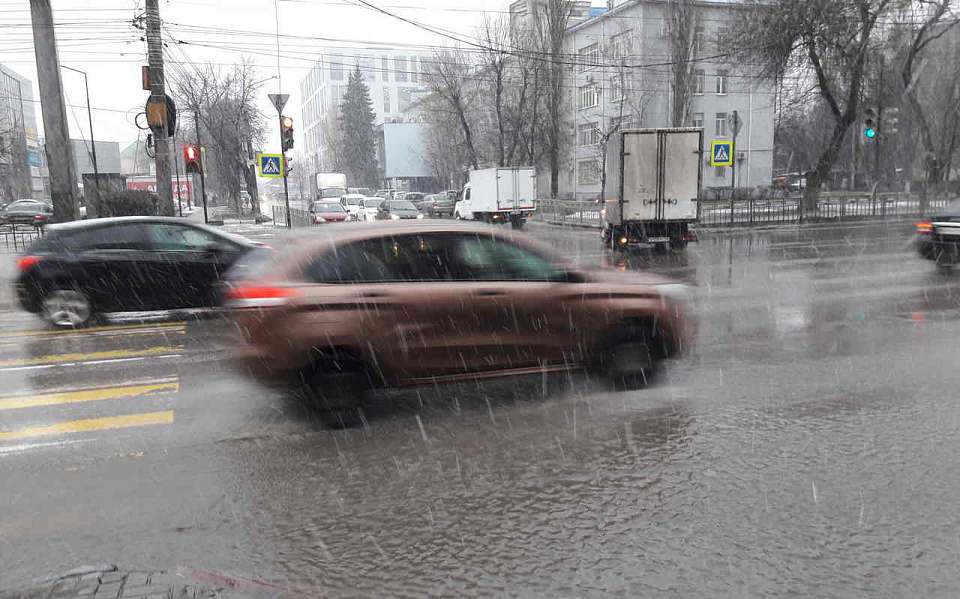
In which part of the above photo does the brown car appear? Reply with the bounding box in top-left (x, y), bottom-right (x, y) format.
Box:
top-left (223, 221), bottom-right (693, 416)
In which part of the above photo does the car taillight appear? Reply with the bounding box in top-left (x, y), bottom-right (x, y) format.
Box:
top-left (223, 286), bottom-right (299, 308)
top-left (17, 255), bottom-right (42, 271)
top-left (916, 220), bottom-right (934, 234)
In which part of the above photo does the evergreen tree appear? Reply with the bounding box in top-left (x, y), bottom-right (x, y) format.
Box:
top-left (338, 65), bottom-right (379, 187)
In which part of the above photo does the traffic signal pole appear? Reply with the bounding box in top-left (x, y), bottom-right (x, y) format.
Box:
top-left (194, 110), bottom-right (209, 224)
top-left (279, 112), bottom-right (291, 229)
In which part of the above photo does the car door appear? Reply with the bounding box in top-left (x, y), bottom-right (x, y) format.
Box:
top-left (60, 223), bottom-right (158, 311)
top-left (144, 223), bottom-right (244, 308)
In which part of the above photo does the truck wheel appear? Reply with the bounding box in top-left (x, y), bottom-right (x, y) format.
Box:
top-left (510, 215), bottom-right (525, 229)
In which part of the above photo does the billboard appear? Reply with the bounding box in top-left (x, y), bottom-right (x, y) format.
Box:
top-left (126, 177), bottom-right (193, 199)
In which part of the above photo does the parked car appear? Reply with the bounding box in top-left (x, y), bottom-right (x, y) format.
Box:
top-left (15, 217), bottom-right (267, 327)
top-left (339, 194), bottom-right (366, 221)
top-left (309, 201), bottom-right (349, 223)
top-left (360, 197), bottom-right (384, 221)
top-left (426, 192), bottom-right (456, 218)
top-left (221, 221), bottom-right (693, 421)
top-left (377, 199), bottom-right (423, 220)
top-left (3, 199), bottom-right (53, 226)
top-left (916, 200), bottom-right (960, 267)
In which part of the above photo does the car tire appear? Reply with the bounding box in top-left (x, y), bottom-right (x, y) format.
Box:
top-left (596, 327), bottom-right (664, 390)
top-left (41, 288), bottom-right (96, 328)
top-left (297, 350), bottom-right (370, 428)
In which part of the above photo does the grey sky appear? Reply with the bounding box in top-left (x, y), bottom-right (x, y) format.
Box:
top-left (2, 0), bottom-right (550, 153)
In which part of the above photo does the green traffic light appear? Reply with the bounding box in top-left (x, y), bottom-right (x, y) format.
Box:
top-left (864, 128), bottom-right (877, 139)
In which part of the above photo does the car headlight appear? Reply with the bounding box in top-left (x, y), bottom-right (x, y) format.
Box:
top-left (416, 213), bottom-right (424, 219)
top-left (390, 214), bottom-right (401, 220)
top-left (656, 283), bottom-right (690, 302)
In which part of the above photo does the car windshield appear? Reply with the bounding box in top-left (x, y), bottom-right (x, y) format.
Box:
top-left (312, 202), bottom-right (344, 212)
top-left (388, 200), bottom-right (417, 210)
top-left (11, 1), bottom-right (960, 597)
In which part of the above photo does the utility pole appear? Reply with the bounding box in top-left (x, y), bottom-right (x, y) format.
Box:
top-left (29, 0), bottom-right (78, 221)
top-left (145, 0), bottom-right (173, 212)
top-left (173, 130), bottom-right (183, 217)
top-left (874, 55), bottom-right (884, 183)
top-left (279, 113), bottom-right (291, 229)
top-left (730, 110), bottom-right (740, 194)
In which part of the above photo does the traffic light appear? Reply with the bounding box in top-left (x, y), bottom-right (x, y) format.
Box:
top-left (885, 107), bottom-right (900, 135)
top-left (280, 116), bottom-right (294, 152)
top-left (183, 144), bottom-right (202, 174)
top-left (863, 107), bottom-right (878, 140)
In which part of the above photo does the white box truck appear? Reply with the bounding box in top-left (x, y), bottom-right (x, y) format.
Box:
top-left (454, 167), bottom-right (536, 229)
top-left (601, 128), bottom-right (702, 249)
top-left (311, 172), bottom-right (348, 200)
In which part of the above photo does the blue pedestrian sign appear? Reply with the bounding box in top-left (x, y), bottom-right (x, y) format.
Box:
top-left (257, 153), bottom-right (284, 178)
top-left (710, 140), bottom-right (734, 167)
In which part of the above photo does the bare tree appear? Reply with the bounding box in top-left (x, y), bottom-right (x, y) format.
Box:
top-left (738, 0), bottom-right (896, 212)
top-left (667, 0), bottom-right (700, 127)
top-left (170, 60), bottom-right (267, 215)
top-left (425, 49), bottom-right (481, 170)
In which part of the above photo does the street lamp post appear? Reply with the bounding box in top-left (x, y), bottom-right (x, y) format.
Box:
top-left (61, 65), bottom-right (98, 211)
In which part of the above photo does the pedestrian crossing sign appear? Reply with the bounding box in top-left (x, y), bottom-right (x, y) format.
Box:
top-left (710, 140), bottom-right (734, 167)
top-left (257, 153), bottom-right (284, 178)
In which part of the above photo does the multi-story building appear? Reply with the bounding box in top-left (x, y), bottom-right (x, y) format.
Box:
top-left (563, 0), bottom-right (775, 200)
top-left (299, 47), bottom-right (436, 176)
top-left (0, 64), bottom-right (45, 201)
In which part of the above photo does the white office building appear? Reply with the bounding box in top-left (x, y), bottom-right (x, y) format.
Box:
top-left (300, 47), bottom-right (436, 176)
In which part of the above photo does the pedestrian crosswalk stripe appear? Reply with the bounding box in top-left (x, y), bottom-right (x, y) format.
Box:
top-left (0, 410), bottom-right (175, 441)
top-left (0, 380), bottom-right (179, 411)
top-left (0, 346), bottom-right (183, 368)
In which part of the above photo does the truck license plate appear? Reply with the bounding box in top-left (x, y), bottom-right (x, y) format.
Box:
top-left (647, 237), bottom-right (671, 243)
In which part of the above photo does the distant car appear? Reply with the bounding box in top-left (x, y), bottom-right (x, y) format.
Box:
top-left (221, 221), bottom-right (693, 420)
top-left (309, 201), bottom-right (349, 224)
top-left (360, 197), bottom-right (384, 221)
top-left (348, 187), bottom-right (374, 197)
top-left (916, 200), bottom-right (960, 267)
top-left (3, 199), bottom-right (53, 226)
top-left (426, 192), bottom-right (456, 218)
top-left (339, 194), bottom-right (366, 221)
top-left (377, 199), bottom-right (423, 220)
top-left (15, 216), bottom-right (266, 327)
top-left (402, 192), bottom-right (427, 207)
top-left (375, 189), bottom-right (393, 199)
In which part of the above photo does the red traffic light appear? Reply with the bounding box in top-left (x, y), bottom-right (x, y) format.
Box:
top-left (183, 144), bottom-right (202, 174)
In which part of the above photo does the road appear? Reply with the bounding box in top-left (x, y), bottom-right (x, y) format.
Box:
top-left (2, 220), bottom-right (959, 597)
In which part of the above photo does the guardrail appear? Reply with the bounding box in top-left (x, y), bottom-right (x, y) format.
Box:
top-left (0, 224), bottom-right (43, 253)
top-left (271, 205), bottom-right (321, 227)
top-left (534, 193), bottom-right (955, 230)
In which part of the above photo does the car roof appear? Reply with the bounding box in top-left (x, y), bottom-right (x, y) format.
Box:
top-left (45, 216), bottom-right (256, 245)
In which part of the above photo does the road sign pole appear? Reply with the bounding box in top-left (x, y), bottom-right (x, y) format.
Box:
top-left (731, 111), bottom-right (739, 194)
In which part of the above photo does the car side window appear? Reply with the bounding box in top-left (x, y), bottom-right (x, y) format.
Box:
top-left (304, 235), bottom-right (457, 283)
top-left (63, 224), bottom-right (150, 251)
top-left (451, 235), bottom-right (565, 281)
top-left (148, 224), bottom-right (224, 251)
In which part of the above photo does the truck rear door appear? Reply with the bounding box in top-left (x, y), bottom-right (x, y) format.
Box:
top-left (621, 129), bottom-right (701, 222)
top-left (621, 131), bottom-right (660, 221)
top-left (496, 169), bottom-right (536, 211)
top-left (661, 130), bottom-right (701, 221)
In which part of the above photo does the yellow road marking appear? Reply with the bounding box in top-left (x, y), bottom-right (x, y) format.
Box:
top-left (0, 410), bottom-right (175, 441)
top-left (0, 346), bottom-right (182, 368)
top-left (0, 381), bottom-right (179, 411)
top-left (0, 321), bottom-right (186, 340)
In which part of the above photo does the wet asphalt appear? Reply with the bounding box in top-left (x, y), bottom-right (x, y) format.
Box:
top-left (2, 220), bottom-right (960, 597)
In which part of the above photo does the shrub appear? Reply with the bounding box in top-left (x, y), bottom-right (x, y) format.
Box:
top-left (98, 190), bottom-right (162, 217)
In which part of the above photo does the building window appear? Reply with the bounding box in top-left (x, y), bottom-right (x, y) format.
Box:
top-left (383, 86), bottom-right (391, 114)
top-left (609, 114), bottom-right (634, 132)
top-left (715, 166), bottom-right (726, 178)
top-left (381, 57), bottom-right (390, 82)
top-left (715, 112), bottom-right (728, 137)
top-left (577, 159), bottom-right (601, 185)
top-left (610, 74), bottom-right (624, 102)
top-left (577, 122), bottom-right (600, 146)
top-left (399, 88), bottom-right (415, 113)
top-left (394, 57), bottom-right (408, 82)
top-left (694, 26), bottom-right (705, 55)
top-left (693, 112), bottom-right (704, 129)
top-left (329, 59), bottom-right (343, 82)
top-left (694, 69), bottom-right (705, 95)
top-left (716, 70), bottom-right (728, 95)
top-left (578, 84), bottom-right (599, 110)
top-left (578, 43), bottom-right (599, 72)
top-left (611, 32), bottom-right (631, 59)
top-left (716, 27), bottom-right (730, 51)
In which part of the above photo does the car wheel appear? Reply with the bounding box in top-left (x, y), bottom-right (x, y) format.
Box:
top-left (297, 350), bottom-right (370, 428)
top-left (41, 288), bottom-right (95, 328)
top-left (596, 327), bottom-right (663, 390)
